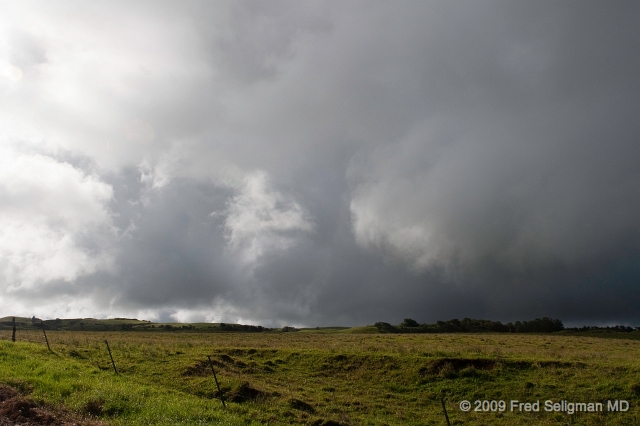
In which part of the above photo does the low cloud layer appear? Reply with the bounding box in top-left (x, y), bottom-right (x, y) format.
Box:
top-left (1, 1), bottom-right (639, 326)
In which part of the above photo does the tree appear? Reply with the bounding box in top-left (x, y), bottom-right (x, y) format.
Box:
top-left (401, 318), bottom-right (419, 328)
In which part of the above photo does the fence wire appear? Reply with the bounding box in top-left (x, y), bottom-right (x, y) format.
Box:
top-left (0, 323), bottom-right (49, 344)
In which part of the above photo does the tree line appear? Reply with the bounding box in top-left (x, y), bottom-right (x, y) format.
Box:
top-left (564, 325), bottom-right (637, 333)
top-left (374, 317), bottom-right (565, 333)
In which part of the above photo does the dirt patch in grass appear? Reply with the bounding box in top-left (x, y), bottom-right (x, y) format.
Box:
top-left (289, 398), bottom-right (315, 413)
top-left (0, 384), bottom-right (103, 426)
top-left (420, 357), bottom-right (586, 378)
top-left (182, 359), bottom-right (225, 376)
top-left (421, 358), bottom-right (499, 376)
top-left (311, 420), bottom-right (344, 426)
top-left (84, 398), bottom-right (104, 417)
top-left (0, 385), bottom-right (18, 402)
top-left (226, 382), bottom-right (266, 403)
top-left (534, 360), bottom-right (585, 369)
top-left (219, 354), bottom-right (234, 363)
top-left (319, 354), bottom-right (399, 376)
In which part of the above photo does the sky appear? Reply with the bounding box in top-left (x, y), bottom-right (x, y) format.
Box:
top-left (1, 1), bottom-right (639, 327)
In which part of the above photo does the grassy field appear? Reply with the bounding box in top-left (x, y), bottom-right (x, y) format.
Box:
top-left (0, 329), bottom-right (639, 425)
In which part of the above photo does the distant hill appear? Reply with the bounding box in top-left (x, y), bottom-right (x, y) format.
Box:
top-left (0, 316), bottom-right (274, 332)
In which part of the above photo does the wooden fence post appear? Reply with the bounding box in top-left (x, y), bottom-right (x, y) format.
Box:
top-left (207, 355), bottom-right (226, 408)
top-left (441, 398), bottom-right (451, 426)
top-left (41, 321), bottom-right (51, 352)
top-left (104, 340), bottom-right (118, 374)
top-left (11, 317), bottom-right (16, 342)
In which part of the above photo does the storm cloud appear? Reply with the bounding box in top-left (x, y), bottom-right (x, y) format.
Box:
top-left (1, 1), bottom-right (639, 326)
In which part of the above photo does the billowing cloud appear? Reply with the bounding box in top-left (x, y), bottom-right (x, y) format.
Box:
top-left (221, 171), bottom-right (314, 265)
top-left (0, 144), bottom-right (115, 290)
top-left (349, 108), bottom-right (640, 273)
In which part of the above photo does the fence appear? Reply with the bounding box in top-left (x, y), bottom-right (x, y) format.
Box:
top-left (0, 318), bottom-right (51, 345)
top-left (0, 318), bottom-right (229, 409)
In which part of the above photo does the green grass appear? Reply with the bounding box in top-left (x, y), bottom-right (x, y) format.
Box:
top-left (1, 331), bottom-right (639, 425)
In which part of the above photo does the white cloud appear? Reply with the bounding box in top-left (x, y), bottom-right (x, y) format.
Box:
top-left (0, 1), bottom-right (216, 173)
top-left (349, 176), bottom-right (456, 271)
top-left (221, 171), bottom-right (313, 265)
top-left (0, 144), bottom-right (115, 290)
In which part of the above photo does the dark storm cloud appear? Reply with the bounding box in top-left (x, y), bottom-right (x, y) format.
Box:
top-left (1, 1), bottom-right (640, 325)
top-left (116, 188), bottom-right (229, 303)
